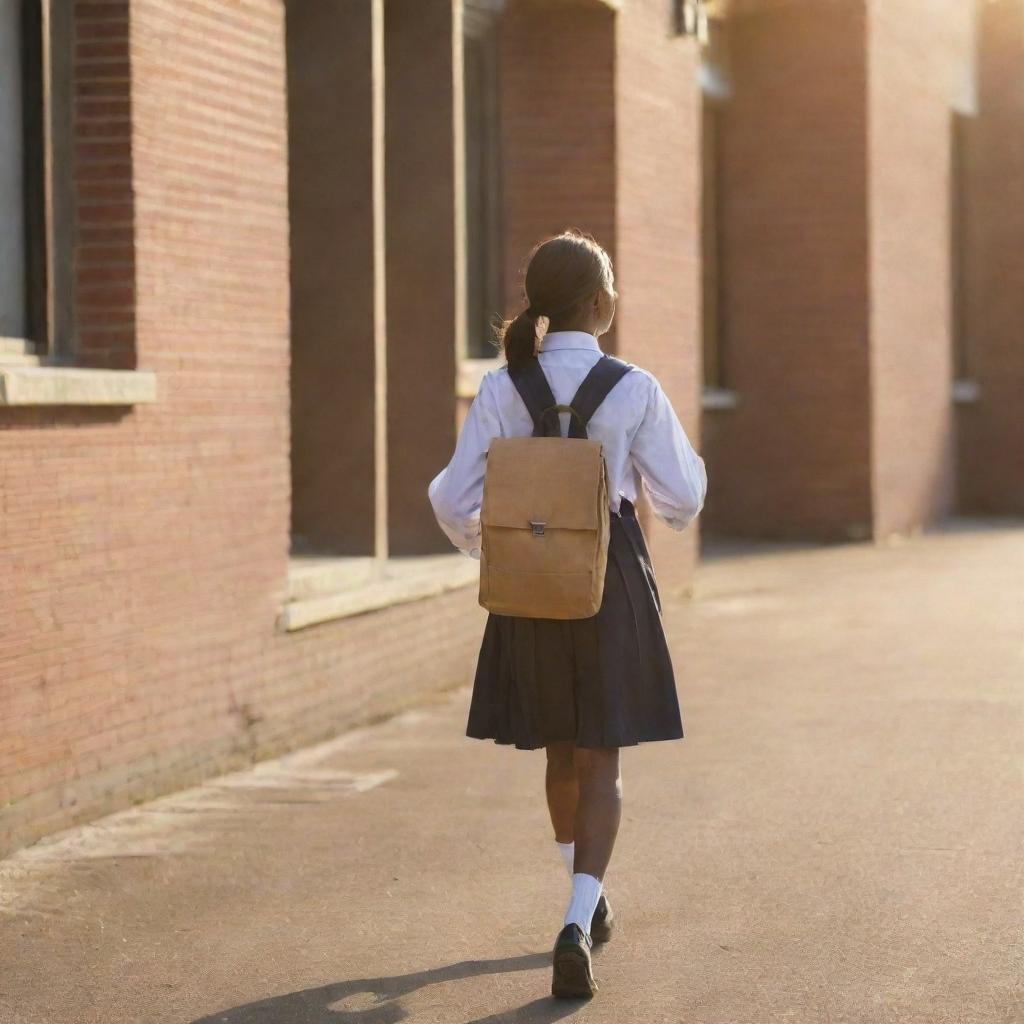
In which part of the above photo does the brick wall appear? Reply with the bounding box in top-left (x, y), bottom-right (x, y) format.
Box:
top-left (0, 0), bottom-right (485, 859)
top-left (614, 0), bottom-right (703, 593)
top-left (702, 0), bottom-right (973, 541)
top-left (500, 0), bottom-right (617, 319)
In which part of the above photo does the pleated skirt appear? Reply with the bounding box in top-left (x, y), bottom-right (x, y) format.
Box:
top-left (466, 499), bottom-right (684, 750)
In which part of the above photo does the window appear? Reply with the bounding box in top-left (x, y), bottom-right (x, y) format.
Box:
top-left (463, 0), bottom-right (504, 359)
top-left (0, 0), bottom-right (73, 360)
top-left (281, 0), bottom-right (474, 626)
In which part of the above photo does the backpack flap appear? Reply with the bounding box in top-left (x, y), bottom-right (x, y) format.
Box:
top-left (480, 355), bottom-right (630, 620)
top-left (481, 437), bottom-right (605, 531)
top-left (479, 436), bottom-right (610, 619)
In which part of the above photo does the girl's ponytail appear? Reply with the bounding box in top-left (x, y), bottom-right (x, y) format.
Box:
top-left (497, 307), bottom-right (543, 374)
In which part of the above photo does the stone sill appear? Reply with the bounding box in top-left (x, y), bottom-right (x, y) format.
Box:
top-left (281, 553), bottom-right (478, 632)
top-left (952, 379), bottom-right (980, 405)
top-left (702, 387), bottom-right (738, 411)
top-left (457, 356), bottom-right (502, 399)
top-left (0, 365), bottom-right (157, 406)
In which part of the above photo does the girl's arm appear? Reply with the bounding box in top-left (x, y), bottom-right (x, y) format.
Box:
top-left (629, 373), bottom-right (707, 531)
top-left (428, 373), bottom-right (503, 559)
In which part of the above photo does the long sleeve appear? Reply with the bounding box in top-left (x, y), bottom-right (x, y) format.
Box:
top-left (629, 374), bottom-right (707, 531)
top-left (428, 373), bottom-right (504, 558)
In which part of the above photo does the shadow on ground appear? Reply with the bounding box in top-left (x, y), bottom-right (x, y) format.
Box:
top-left (191, 952), bottom-right (584, 1024)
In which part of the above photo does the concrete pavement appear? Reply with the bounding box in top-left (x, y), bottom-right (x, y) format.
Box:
top-left (1, 520), bottom-right (1022, 1023)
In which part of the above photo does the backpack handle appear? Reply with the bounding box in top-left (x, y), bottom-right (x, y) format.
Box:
top-left (541, 404), bottom-right (587, 432)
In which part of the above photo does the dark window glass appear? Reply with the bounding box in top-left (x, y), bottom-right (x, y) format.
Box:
top-left (464, 4), bottom-right (504, 359)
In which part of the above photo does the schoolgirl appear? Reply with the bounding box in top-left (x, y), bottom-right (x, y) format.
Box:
top-left (428, 230), bottom-right (707, 999)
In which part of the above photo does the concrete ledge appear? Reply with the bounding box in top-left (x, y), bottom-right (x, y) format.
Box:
top-left (457, 357), bottom-right (503, 399)
top-left (702, 386), bottom-right (739, 411)
top-left (281, 554), bottom-right (479, 631)
top-left (952, 378), bottom-right (981, 405)
top-left (287, 556), bottom-right (381, 601)
top-left (0, 335), bottom-right (42, 366)
top-left (0, 366), bottom-right (157, 406)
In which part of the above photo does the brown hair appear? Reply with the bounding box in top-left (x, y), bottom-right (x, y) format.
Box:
top-left (496, 229), bottom-right (614, 372)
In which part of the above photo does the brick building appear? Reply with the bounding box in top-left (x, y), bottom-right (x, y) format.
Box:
top-left (698, 0), bottom-right (1019, 541)
top-left (0, 0), bottom-right (1017, 856)
top-left (0, 0), bottom-right (701, 857)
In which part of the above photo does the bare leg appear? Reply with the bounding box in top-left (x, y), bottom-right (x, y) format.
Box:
top-left (545, 742), bottom-right (578, 844)
top-left (550, 746), bottom-right (621, 998)
top-left (571, 747), bottom-right (622, 881)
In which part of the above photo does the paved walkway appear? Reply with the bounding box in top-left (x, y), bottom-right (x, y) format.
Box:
top-left (2, 521), bottom-right (1022, 1024)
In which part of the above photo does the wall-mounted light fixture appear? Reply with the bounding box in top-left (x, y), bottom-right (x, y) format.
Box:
top-left (673, 0), bottom-right (709, 44)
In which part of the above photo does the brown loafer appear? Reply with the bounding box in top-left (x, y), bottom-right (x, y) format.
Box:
top-left (591, 893), bottom-right (615, 944)
top-left (551, 923), bottom-right (597, 999)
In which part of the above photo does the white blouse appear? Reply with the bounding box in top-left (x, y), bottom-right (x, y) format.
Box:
top-left (428, 331), bottom-right (707, 559)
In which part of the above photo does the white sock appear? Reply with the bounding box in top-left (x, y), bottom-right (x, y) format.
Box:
top-left (563, 872), bottom-right (603, 935)
top-left (556, 840), bottom-right (575, 877)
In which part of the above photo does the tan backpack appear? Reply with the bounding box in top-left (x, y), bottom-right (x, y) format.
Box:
top-left (478, 356), bottom-right (632, 619)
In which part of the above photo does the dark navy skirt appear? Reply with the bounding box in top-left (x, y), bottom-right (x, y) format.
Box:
top-left (466, 499), bottom-right (684, 750)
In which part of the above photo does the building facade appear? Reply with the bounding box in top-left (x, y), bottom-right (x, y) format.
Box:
top-left (0, 0), bottom-right (1018, 856)
top-left (0, 0), bottom-right (702, 857)
top-left (698, 0), bottom-right (1019, 541)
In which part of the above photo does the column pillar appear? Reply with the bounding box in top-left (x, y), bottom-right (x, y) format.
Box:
top-left (704, 1), bottom-right (874, 541)
top-left (866, 0), bottom-right (972, 537)
top-left (384, 0), bottom-right (462, 555)
top-left (614, 0), bottom-right (703, 594)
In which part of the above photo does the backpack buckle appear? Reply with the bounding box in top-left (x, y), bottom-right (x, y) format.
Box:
top-left (530, 520), bottom-right (546, 537)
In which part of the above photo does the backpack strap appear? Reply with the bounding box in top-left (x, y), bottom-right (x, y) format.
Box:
top-left (566, 356), bottom-right (633, 439)
top-left (508, 359), bottom-right (561, 437)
